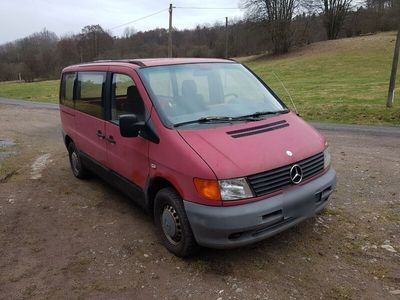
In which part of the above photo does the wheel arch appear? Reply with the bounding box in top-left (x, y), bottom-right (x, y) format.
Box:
top-left (64, 134), bottom-right (73, 149)
top-left (146, 177), bottom-right (182, 215)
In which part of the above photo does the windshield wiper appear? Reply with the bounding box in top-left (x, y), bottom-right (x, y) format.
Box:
top-left (174, 116), bottom-right (234, 127)
top-left (236, 109), bottom-right (289, 119)
top-left (173, 110), bottom-right (289, 128)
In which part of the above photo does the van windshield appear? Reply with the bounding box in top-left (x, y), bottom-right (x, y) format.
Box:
top-left (138, 63), bottom-right (287, 127)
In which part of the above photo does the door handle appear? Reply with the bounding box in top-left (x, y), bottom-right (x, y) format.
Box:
top-left (96, 130), bottom-right (105, 139)
top-left (106, 135), bottom-right (116, 144)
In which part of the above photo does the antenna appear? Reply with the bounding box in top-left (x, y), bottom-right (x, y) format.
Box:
top-left (272, 71), bottom-right (299, 115)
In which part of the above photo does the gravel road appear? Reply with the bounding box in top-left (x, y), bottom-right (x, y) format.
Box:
top-left (0, 103), bottom-right (399, 299)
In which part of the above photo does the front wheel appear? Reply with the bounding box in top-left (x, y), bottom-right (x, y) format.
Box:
top-left (154, 188), bottom-right (198, 257)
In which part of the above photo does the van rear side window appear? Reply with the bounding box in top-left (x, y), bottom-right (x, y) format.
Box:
top-left (76, 72), bottom-right (106, 119)
top-left (60, 72), bottom-right (76, 108)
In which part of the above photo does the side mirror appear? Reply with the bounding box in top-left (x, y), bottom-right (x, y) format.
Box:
top-left (119, 114), bottom-right (145, 137)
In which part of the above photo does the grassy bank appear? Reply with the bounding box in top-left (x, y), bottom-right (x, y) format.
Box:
top-left (0, 32), bottom-right (399, 126)
top-left (244, 32), bottom-right (399, 126)
top-left (0, 80), bottom-right (59, 103)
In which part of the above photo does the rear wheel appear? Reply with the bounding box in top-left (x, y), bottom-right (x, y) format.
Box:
top-left (154, 187), bottom-right (198, 257)
top-left (67, 142), bottom-right (88, 179)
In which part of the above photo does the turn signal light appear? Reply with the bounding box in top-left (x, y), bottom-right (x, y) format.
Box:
top-left (193, 178), bottom-right (221, 201)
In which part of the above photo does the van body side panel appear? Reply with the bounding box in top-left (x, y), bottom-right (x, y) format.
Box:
top-left (60, 105), bottom-right (75, 142)
top-left (78, 151), bottom-right (146, 208)
top-left (105, 122), bottom-right (150, 189)
top-left (74, 111), bottom-right (107, 164)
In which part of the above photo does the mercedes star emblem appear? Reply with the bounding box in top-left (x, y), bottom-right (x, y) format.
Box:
top-left (290, 164), bottom-right (303, 184)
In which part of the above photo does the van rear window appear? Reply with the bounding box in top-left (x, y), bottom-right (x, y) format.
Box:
top-left (75, 72), bottom-right (106, 119)
top-left (60, 72), bottom-right (76, 108)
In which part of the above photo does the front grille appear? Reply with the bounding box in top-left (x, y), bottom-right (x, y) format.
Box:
top-left (247, 152), bottom-right (325, 197)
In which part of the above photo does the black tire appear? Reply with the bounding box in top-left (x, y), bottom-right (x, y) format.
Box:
top-left (67, 142), bottom-right (88, 179)
top-left (154, 187), bottom-right (198, 257)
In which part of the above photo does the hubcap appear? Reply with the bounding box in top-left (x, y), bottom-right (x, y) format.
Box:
top-left (71, 151), bottom-right (80, 175)
top-left (161, 205), bottom-right (182, 245)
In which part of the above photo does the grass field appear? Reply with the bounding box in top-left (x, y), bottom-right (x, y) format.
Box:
top-left (244, 31), bottom-right (400, 126)
top-left (0, 32), bottom-right (399, 126)
top-left (0, 80), bottom-right (59, 103)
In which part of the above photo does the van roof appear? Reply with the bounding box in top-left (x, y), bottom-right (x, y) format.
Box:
top-left (62, 58), bottom-right (235, 72)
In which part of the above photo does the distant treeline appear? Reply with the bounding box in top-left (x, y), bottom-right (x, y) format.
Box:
top-left (0, 1), bottom-right (398, 82)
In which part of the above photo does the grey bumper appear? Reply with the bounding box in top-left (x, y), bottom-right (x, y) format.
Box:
top-left (184, 168), bottom-right (337, 248)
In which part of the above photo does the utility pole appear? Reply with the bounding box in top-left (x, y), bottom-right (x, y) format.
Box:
top-left (168, 3), bottom-right (173, 58)
top-left (225, 17), bottom-right (228, 59)
top-left (387, 28), bottom-right (400, 107)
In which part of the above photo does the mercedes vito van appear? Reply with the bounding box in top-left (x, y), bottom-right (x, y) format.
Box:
top-left (59, 58), bottom-right (337, 256)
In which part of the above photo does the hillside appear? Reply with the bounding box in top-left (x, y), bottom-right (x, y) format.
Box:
top-left (243, 31), bottom-right (399, 126)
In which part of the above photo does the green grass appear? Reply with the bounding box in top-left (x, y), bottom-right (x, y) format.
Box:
top-left (0, 32), bottom-right (399, 126)
top-left (244, 32), bottom-right (400, 126)
top-left (0, 80), bottom-right (59, 103)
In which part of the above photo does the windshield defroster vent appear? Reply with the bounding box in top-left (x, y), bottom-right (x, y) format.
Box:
top-left (226, 120), bottom-right (289, 138)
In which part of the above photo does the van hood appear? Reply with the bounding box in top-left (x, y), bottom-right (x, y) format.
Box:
top-left (178, 112), bottom-right (325, 179)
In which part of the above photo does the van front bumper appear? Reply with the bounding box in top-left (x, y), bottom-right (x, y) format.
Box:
top-left (184, 168), bottom-right (337, 249)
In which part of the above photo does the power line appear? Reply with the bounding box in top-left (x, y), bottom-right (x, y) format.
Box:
top-left (109, 6), bottom-right (241, 32)
top-left (109, 8), bottom-right (168, 30)
top-left (175, 7), bottom-right (240, 10)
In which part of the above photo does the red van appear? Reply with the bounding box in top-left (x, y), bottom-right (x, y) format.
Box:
top-left (59, 58), bottom-right (336, 256)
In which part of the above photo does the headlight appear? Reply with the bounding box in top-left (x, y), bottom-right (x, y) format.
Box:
top-left (219, 178), bottom-right (254, 200)
top-left (324, 148), bottom-right (331, 169)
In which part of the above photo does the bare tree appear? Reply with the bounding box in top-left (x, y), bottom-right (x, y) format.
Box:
top-left (242, 0), bottom-right (298, 54)
top-left (78, 25), bottom-right (113, 61)
top-left (303, 0), bottom-right (353, 39)
top-left (366, 0), bottom-right (396, 31)
top-left (322, 0), bottom-right (353, 39)
top-left (123, 27), bottom-right (137, 39)
top-left (57, 37), bottom-right (80, 67)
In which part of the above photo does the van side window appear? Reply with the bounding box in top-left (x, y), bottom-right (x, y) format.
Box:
top-left (60, 72), bottom-right (76, 108)
top-left (111, 73), bottom-right (145, 123)
top-left (75, 72), bottom-right (106, 119)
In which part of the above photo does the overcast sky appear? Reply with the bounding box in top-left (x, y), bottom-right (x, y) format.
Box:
top-left (0, 0), bottom-right (244, 44)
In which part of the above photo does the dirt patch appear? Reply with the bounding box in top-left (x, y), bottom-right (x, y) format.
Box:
top-left (0, 105), bottom-right (399, 299)
top-left (30, 153), bottom-right (52, 180)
